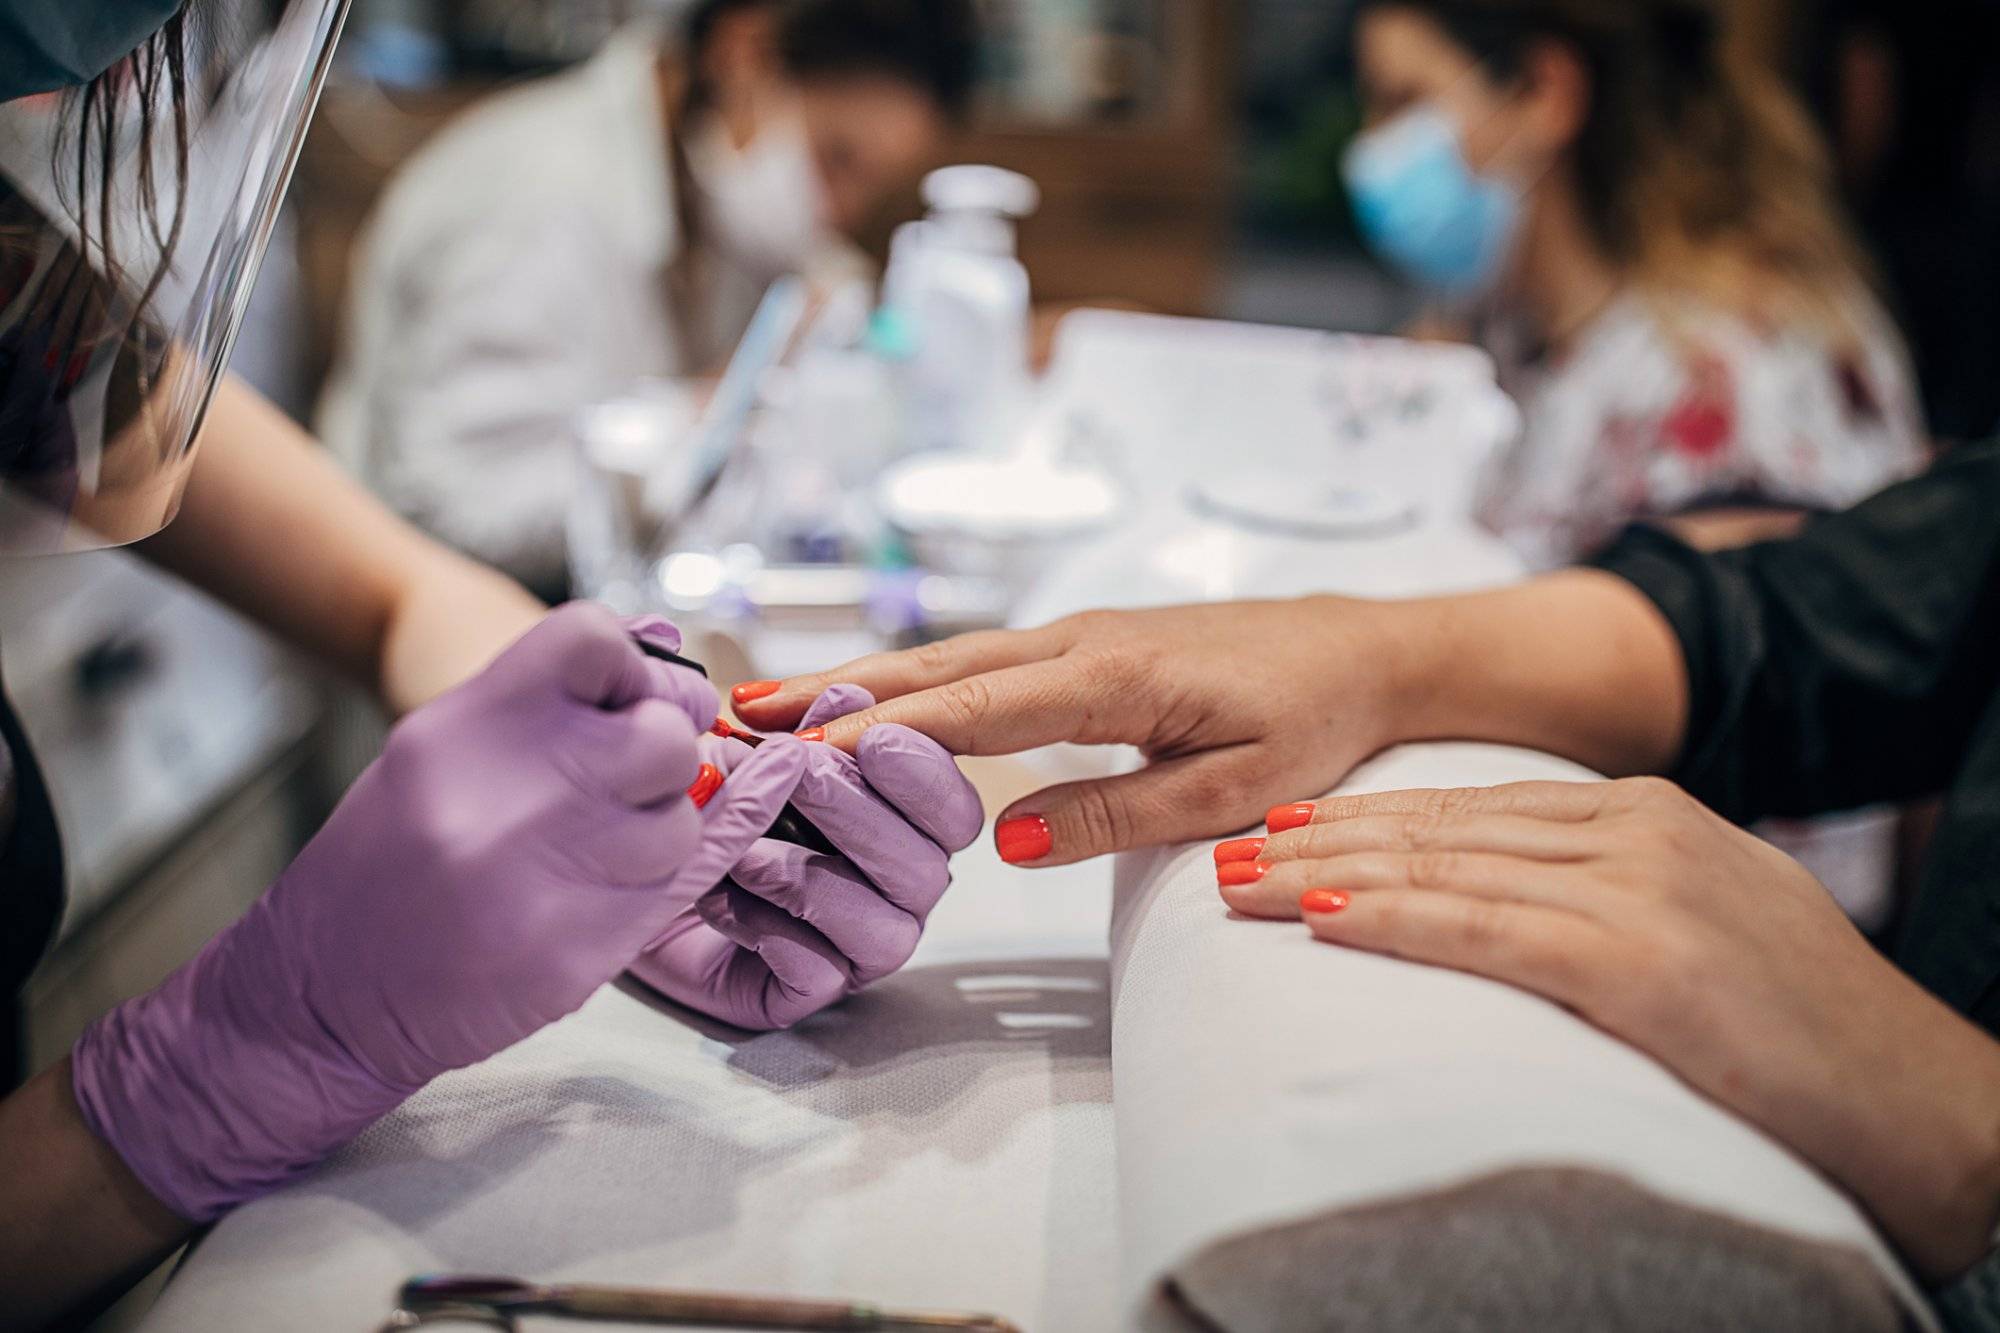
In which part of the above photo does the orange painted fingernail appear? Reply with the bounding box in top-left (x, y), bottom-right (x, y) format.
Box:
top-left (1214, 837), bottom-right (1266, 865)
top-left (1267, 803), bottom-right (1316, 833)
top-left (996, 815), bottom-right (1053, 864)
top-left (686, 763), bottom-right (724, 809)
top-left (1301, 889), bottom-right (1350, 915)
top-left (795, 726), bottom-right (827, 743)
top-left (1217, 860), bottom-right (1270, 887)
top-left (732, 680), bottom-right (782, 705)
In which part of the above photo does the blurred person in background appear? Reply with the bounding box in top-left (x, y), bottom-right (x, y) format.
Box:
top-left (318, 0), bottom-right (978, 600)
top-left (1342, 0), bottom-right (1926, 572)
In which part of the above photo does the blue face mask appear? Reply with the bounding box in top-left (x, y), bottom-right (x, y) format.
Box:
top-left (0, 0), bottom-right (186, 102)
top-left (1342, 104), bottom-right (1523, 297)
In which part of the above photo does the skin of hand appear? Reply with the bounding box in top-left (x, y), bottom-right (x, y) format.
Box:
top-left (136, 376), bottom-right (547, 716)
top-left (628, 681), bottom-right (985, 1030)
top-left (1219, 777), bottom-right (2000, 1282)
top-left (732, 572), bottom-right (1687, 868)
top-left (730, 601), bottom-right (1409, 868)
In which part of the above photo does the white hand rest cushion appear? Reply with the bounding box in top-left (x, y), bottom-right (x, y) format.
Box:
top-left (1110, 743), bottom-right (1929, 1332)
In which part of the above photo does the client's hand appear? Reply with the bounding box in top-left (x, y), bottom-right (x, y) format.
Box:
top-left (70, 604), bottom-right (793, 1221)
top-left (731, 601), bottom-right (1403, 867)
top-left (1219, 777), bottom-right (2000, 1282)
top-left (628, 682), bottom-right (985, 1031)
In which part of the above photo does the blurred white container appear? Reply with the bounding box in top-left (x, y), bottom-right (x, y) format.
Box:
top-left (878, 449), bottom-right (1123, 596)
top-left (883, 165), bottom-right (1041, 456)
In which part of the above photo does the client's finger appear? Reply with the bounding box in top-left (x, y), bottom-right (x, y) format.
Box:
top-left (1300, 888), bottom-right (1605, 1010)
top-left (1221, 850), bottom-right (1590, 921)
top-left (1258, 812), bottom-right (1601, 866)
top-left (810, 656), bottom-right (1153, 757)
top-left (1264, 781), bottom-right (1613, 835)
top-left (994, 748), bottom-right (1261, 868)
top-left (731, 625), bottom-right (1067, 727)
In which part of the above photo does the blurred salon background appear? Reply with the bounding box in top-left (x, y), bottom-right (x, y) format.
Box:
top-left (10, 0), bottom-right (2000, 1111)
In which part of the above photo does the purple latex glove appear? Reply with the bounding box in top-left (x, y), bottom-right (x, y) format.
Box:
top-left (70, 603), bottom-right (806, 1222)
top-left (627, 684), bottom-right (985, 1030)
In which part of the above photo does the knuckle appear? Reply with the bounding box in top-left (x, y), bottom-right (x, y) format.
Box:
top-left (1405, 848), bottom-right (1457, 889)
top-left (1069, 782), bottom-right (1137, 854)
top-left (1397, 811), bottom-right (1444, 851)
top-left (1283, 824), bottom-right (1331, 859)
top-left (1622, 776), bottom-right (1685, 809)
top-left (1435, 786), bottom-right (1486, 818)
top-left (1073, 647), bottom-right (1137, 693)
top-left (1062, 608), bottom-right (1117, 639)
top-left (934, 675), bottom-right (996, 748)
top-left (1320, 794), bottom-right (1370, 824)
top-left (1454, 898), bottom-right (1511, 954)
top-left (1366, 894), bottom-right (1412, 944)
top-left (908, 638), bottom-right (959, 678)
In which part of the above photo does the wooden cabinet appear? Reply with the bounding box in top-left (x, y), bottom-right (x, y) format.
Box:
top-left (931, 0), bottom-right (1237, 315)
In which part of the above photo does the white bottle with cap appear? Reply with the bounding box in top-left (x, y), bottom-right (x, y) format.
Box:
top-left (886, 164), bottom-right (1040, 455)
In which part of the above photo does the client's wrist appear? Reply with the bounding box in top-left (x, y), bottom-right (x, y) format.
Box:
top-left (1330, 572), bottom-right (1689, 777)
top-left (1899, 1037), bottom-right (2000, 1283)
top-left (1818, 987), bottom-right (2000, 1283)
top-left (1329, 593), bottom-right (1460, 754)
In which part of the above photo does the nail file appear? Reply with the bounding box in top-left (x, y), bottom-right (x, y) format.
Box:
top-left (634, 640), bottom-right (840, 856)
top-left (399, 1273), bottom-right (1022, 1330)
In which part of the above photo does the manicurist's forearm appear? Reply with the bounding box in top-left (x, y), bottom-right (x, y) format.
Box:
top-left (1379, 569), bottom-right (1690, 777)
top-left (369, 554), bottom-right (546, 714)
top-left (137, 377), bottom-right (544, 714)
top-left (0, 1059), bottom-right (191, 1332)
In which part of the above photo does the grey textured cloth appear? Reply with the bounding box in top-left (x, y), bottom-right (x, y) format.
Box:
top-left (1170, 1167), bottom-right (1904, 1333)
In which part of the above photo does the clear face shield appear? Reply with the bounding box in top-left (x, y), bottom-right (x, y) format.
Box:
top-left (0, 0), bottom-right (349, 553)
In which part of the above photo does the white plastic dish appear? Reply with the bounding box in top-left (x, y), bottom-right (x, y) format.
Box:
top-left (878, 453), bottom-right (1124, 591)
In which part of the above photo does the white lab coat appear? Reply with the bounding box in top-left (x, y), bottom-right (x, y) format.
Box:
top-left (319, 24), bottom-right (779, 593)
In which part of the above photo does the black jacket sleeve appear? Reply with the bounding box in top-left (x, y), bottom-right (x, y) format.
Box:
top-left (1590, 442), bottom-right (2000, 824)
